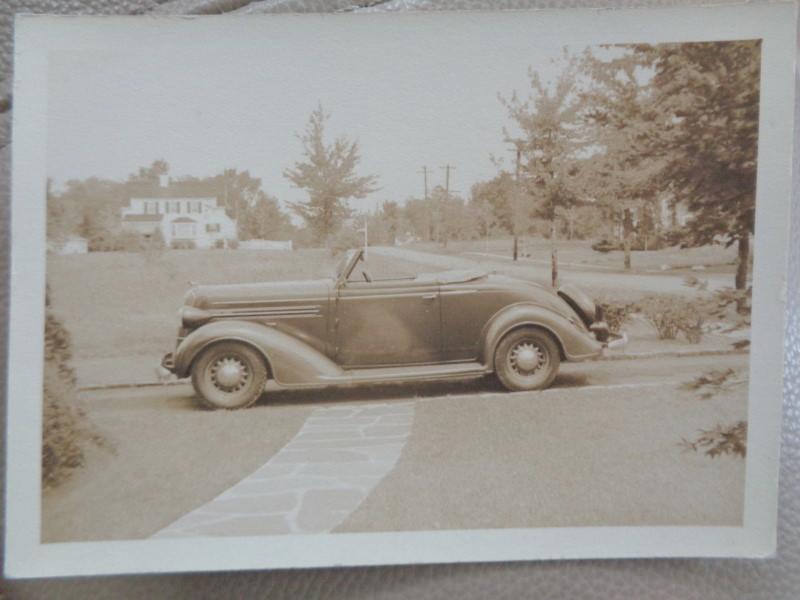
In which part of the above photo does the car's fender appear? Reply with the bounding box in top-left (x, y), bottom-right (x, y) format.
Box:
top-left (173, 319), bottom-right (344, 385)
top-left (479, 302), bottom-right (603, 365)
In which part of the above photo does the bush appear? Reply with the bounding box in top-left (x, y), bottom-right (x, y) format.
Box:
top-left (88, 229), bottom-right (165, 253)
top-left (227, 238), bottom-right (239, 250)
top-left (639, 295), bottom-right (704, 342)
top-left (43, 291), bottom-right (109, 488)
top-left (596, 299), bottom-right (638, 334)
top-left (170, 239), bottom-right (196, 250)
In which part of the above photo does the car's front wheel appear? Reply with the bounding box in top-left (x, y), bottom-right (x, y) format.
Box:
top-left (191, 342), bottom-right (268, 409)
top-left (494, 327), bottom-right (561, 392)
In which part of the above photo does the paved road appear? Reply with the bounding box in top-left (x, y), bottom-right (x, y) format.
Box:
top-left (43, 353), bottom-right (749, 541)
top-left (370, 246), bottom-right (733, 296)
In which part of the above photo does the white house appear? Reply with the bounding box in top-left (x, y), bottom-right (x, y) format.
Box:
top-left (121, 197), bottom-right (237, 249)
top-left (47, 235), bottom-right (88, 255)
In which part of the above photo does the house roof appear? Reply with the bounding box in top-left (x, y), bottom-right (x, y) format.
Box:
top-left (122, 214), bottom-right (163, 222)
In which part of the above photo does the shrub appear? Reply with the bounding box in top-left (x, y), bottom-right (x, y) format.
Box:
top-left (170, 239), bottom-right (196, 250)
top-left (227, 238), bottom-right (239, 250)
top-left (596, 299), bottom-right (638, 333)
top-left (639, 295), bottom-right (704, 342)
top-left (43, 292), bottom-right (109, 488)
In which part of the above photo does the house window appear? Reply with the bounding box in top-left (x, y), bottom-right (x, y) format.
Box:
top-left (206, 223), bottom-right (221, 233)
top-left (145, 201), bottom-right (156, 215)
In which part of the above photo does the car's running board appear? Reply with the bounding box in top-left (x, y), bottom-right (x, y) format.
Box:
top-left (319, 362), bottom-right (491, 384)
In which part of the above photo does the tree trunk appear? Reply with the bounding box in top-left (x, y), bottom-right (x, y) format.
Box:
top-left (551, 219), bottom-right (558, 288)
top-left (735, 235), bottom-right (750, 314)
top-left (735, 235), bottom-right (749, 290)
top-left (513, 236), bottom-right (518, 261)
top-left (623, 235), bottom-right (632, 270)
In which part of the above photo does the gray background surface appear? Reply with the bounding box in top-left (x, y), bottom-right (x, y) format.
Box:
top-left (0, 0), bottom-right (797, 597)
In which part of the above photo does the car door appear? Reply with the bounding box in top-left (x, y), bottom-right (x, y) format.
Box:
top-left (334, 278), bottom-right (442, 367)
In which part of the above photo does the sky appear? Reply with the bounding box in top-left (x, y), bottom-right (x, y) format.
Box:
top-left (46, 14), bottom-right (590, 215)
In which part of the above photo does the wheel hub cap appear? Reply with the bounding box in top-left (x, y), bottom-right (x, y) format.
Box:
top-left (212, 357), bottom-right (248, 391)
top-left (510, 342), bottom-right (543, 375)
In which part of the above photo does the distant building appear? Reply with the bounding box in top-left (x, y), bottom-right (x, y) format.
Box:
top-left (121, 196), bottom-right (237, 249)
top-left (659, 196), bottom-right (691, 228)
top-left (48, 235), bottom-right (88, 255)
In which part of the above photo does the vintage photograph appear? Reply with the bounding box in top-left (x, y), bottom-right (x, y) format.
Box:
top-left (5, 4), bottom-right (795, 576)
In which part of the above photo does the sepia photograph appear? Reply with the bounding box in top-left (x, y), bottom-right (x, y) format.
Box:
top-left (5, 3), bottom-right (795, 577)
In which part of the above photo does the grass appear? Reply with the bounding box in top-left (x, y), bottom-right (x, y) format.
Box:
top-left (47, 248), bottom-right (436, 360)
top-left (408, 237), bottom-right (739, 274)
top-left (41, 385), bottom-right (314, 542)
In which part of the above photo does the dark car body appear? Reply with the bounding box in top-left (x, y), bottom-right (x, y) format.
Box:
top-left (162, 249), bottom-right (619, 408)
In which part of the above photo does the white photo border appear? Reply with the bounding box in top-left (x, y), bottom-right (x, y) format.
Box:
top-left (5, 2), bottom-right (796, 577)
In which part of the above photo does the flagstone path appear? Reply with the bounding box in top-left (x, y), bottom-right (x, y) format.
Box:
top-left (152, 402), bottom-right (414, 538)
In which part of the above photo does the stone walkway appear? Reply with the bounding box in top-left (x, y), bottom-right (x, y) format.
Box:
top-left (152, 402), bottom-right (414, 538)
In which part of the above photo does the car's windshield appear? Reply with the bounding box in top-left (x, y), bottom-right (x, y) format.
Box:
top-left (332, 248), bottom-right (361, 281)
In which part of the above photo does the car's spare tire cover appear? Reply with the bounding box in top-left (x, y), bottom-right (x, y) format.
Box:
top-left (557, 284), bottom-right (596, 327)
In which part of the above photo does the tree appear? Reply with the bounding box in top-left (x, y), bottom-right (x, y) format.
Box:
top-left (581, 48), bottom-right (664, 269)
top-left (238, 194), bottom-right (295, 241)
top-left (127, 159), bottom-right (169, 185)
top-left (402, 197), bottom-right (435, 242)
top-left (640, 41), bottom-right (760, 295)
top-left (501, 54), bottom-right (588, 286)
top-left (380, 200), bottom-right (401, 245)
top-left (585, 41), bottom-right (760, 291)
top-left (470, 172), bottom-right (517, 236)
top-left (283, 105), bottom-right (379, 245)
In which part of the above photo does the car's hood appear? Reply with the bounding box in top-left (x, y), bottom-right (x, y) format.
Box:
top-left (185, 279), bottom-right (332, 309)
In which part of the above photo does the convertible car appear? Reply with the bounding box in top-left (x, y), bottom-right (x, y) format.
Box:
top-left (160, 249), bottom-right (624, 409)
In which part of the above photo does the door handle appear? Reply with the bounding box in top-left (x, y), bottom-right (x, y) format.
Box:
top-left (421, 293), bottom-right (438, 300)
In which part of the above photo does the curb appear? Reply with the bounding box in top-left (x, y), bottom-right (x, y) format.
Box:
top-left (77, 347), bottom-right (748, 392)
top-left (602, 347), bottom-right (748, 362)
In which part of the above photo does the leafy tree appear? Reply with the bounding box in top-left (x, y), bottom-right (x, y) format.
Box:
top-left (127, 159), bottom-right (169, 185)
top-left (639, 41), bottom-right (760, 294)
top-left (585, 41), bottom-right (760, 291)
top-left (581, 48), bottom-right (664, 269)
top-left (501, 54), bottom-right (588, 286)
top-left (402, 197), bottom-right (435, 242)
top-left (283, 105), bottom-right (379, 246)
top-left (380, 200), bottom-right (401, 245)
top-left (239, 194), bottom-right (295, 241)
top-left (470, 172), bottom-right (516, 235)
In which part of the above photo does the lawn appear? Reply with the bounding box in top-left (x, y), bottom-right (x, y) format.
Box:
top-left (408, 237), bottom-right (739, 275)
top-left (47, 248), bottom-right (437, 360)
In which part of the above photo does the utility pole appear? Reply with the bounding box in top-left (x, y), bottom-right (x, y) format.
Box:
top-left (440, 164), bottom-right (455, 247)
top-left (364, 213), bottom-right (369, 259)
top-left (418, 166), bottom-right (432, 241)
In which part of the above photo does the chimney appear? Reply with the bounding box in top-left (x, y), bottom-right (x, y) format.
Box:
top-left (159, 174), bottom-right (169, 188)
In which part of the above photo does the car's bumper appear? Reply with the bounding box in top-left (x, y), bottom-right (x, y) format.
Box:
top-left (160, 352), bottom-right (175, 374)
top-left (600, 332), bottom-right (628, 357)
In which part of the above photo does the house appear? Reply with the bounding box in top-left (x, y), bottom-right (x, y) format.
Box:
top-left (47, 235), bottom-right (88, 255)
top-left (121, 196), bottom-right (237, 249)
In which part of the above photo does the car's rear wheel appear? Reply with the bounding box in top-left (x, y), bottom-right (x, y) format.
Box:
top-left (494, 327), bottom-right (560, 391)
top-left (191, 342), bottom-right (268, 410)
